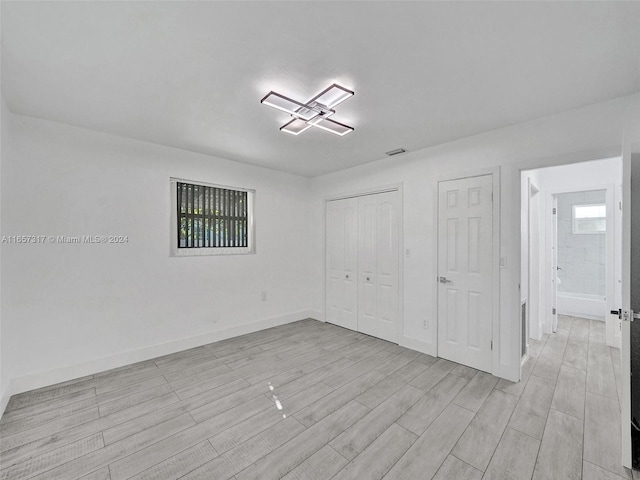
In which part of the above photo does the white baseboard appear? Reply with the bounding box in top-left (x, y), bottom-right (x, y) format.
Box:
top-left (1, 310), bottom-right (314, 417)
top-left (399, 335), bottom-right (436, 356)
top-left (307, 309), bottom-right (324, 322)
top-left (0, 382), bottom-right (10, 420)
top-left (399, 335), bottom-right (518, 382)
top-left (557, 294), bottom-right (606, 321)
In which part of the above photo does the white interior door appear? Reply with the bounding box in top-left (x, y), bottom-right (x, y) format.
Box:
top-left (437, 175), bottom-right (493, 372)
top-left (620, 141), bottom-right (632, 469)
top-left (551, 195), bottom-right (558, 333)
top-left (357, 191), bottom-right (399, 343)
top-left (326, 197), bottom-right (358, 331)
top-left (605, 184), bottom-right (621, 348)
top-left (357, 195), bottom-right (377, 337)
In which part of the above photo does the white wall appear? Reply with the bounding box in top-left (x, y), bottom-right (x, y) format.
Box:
top-left (0, 111), bottom-right (314, 407)
top-left (1, 92), bottom-right (638, 412)
top-left (310, 93), bottom-right (640, 382)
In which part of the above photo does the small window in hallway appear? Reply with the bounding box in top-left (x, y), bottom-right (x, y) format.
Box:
top-left (573, 203), bottom-right (606, 234)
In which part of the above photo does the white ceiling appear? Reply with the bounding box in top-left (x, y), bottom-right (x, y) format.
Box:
top-left (2, 1), bottom-right (639, 177)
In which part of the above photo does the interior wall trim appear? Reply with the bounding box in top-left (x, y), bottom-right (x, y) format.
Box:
top-left (0, 310), bottom-right (317, 417)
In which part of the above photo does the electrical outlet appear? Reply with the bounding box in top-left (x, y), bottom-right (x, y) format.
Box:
top-left (423, 319), bottom-right (428, 329)
top-left (261, 291), bottom-right (267, 301)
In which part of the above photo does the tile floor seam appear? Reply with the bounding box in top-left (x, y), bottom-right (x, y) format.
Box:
top-left (581, 322), bottom-right (590, 480)
top-left (2, 318), bottom-right (633, 480)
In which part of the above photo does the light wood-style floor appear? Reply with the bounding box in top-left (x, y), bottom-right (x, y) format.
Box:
top-left (0, 316), bottom-right (636, 480)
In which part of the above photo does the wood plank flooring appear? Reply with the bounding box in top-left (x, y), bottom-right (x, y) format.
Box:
top-left (0, 316), bottom-right (636, 479)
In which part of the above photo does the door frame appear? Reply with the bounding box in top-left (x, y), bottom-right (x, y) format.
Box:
top-left (517, 150), bottom-right (631, 469)
top-left (434, 167), bottom-right (500, 375)
top-left (527, 178), bottom-right (542, 342)
top-left (544, 183), bottom-right (616, 335)
top-left (516, 148), bottom-right (622, 386)
top-left (552, 194), bottom-right (559, 333)
top-left (323, 183), bottom-right (404, 343)
top-left (620, 139), bottom-right (631, 469)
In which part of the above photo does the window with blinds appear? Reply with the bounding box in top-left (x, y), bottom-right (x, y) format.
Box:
top-left (174, 180), bottom-right (253, 254)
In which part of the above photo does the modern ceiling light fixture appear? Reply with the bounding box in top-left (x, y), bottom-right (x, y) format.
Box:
top-left (261, 83), bottom-right (354, 136)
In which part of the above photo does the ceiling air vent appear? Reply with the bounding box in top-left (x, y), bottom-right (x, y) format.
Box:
top-left (385, 148), bottom-right (406, 156)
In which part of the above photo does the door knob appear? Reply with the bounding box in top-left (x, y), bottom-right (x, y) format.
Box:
top-left (366, 276), bottom-right (370, 281)
top-left (346, 274), bottom-right (349, 279)
top-left (439, 276), bottom-right (452, 284)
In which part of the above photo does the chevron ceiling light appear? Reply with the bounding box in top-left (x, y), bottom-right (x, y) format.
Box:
top-left (261, 83), bottom-right (354, 136)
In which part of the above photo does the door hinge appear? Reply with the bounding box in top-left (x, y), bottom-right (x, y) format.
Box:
top-left (491, 340), bottom-right (493, 350)
top-left (552, 207), bottom-right (557, 215)
top-left (552, 307), bottom-right (556, 315)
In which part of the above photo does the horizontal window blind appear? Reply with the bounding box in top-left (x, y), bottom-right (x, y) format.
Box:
top-left (177, 182), bottom-right (248, 248)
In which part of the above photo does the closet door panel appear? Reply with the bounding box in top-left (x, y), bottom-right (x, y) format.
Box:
top-left (376, 192), bottom-right (400, 343)
top-left (326, 197), bottom-right (358, 331)
top-left (358, 196), bottom-right (378, 337)
top-left (327, 191), bottom-right (399, 343)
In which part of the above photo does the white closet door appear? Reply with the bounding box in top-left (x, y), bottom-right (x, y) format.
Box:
top-left (326, 197), bottom-right (358, 331)
top-left (358, 191), bottom-right (400, 343)
top-left (357, 195), bottom-right (377, 337)
top-left (375, 191), bottom-right (400, 343)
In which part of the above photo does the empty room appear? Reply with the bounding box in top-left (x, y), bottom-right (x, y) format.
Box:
top-left (1, 2), bottom-right (639, 480)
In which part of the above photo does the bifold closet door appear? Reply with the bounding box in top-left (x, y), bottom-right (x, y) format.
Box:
top-left (326, 191), bottom-right (399, 343)
top-left (357, 191), bottom-right (400, 343)
top-left (325, 197), bottom-right (358, 331)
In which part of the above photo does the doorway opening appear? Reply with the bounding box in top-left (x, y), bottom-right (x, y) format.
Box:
top-left (554, 189), bottom-right (610, 321)
top-left (520, 155), bottom-right (632, 475)
top-left (521, 157), bottom-right (622, 349)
